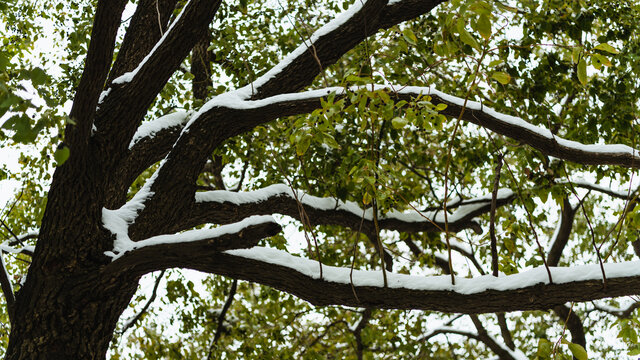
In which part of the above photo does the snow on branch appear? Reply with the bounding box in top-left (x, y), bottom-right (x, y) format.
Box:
top-left (93, 0), bottom-right (222, 165)
top-left (556, 178), bottom-right (636, 199)
top-left (191, 184), bottom-right (514, 235)
top-left (128, 110), bottom-right (190, 149)
top-left (104, 216), bottom-right (281, 277)
top-left (200, 246), bottom-right (640, 313)
top-left (184, 84), bottom-right (640, 171)
top-left (0, 242), bottom-right (35, 257)
top-left (235, 0), bottom-right (445, 100)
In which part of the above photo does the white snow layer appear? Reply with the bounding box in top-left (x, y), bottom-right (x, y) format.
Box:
top-left (103, 161), bottom-right (162, 258)
top-left (557, 178), bottom-right (632, 198)
top-left (226, 246), bottom-right (637, 295)
top-left (111, 0), bottom-right (192, 85)
top-left (186, 84), bottom-right (640, 161)
top-left (0, 242), bottom-right (35, 254)
top-left (129, 110), bottom-right (190, 149)
top-left (105, 215), bottom-right (277, 260)
top-left (195, 184), bottom-right (513, 224)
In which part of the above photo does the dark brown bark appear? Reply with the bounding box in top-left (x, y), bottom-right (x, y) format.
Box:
top-left (188, 251), bottom-right (640, 314)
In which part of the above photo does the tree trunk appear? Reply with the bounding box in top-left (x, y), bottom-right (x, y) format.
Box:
top-left (4, 156), bottom-right (138, 359)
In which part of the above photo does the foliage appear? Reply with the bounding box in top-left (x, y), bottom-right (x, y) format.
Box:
top-left (2, 0), bottom-right (640, 358)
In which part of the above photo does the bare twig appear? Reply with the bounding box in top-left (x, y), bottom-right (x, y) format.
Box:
top-left (207, 279), bottom-right (238, 359)
top-left (490, 154), bottom-right (503, 277)
top-left (121, 270), bottom-right (165, 334)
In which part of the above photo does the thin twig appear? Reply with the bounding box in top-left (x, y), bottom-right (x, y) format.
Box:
top-left (121, 270), bottom-right (165, 334)
top-left (490, 154), bottom-right (503, 277)
top-left (207, 279), bottom-right (238, 359)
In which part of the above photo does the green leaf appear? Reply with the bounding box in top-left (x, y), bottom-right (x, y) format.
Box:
top-left (591, 53), bottom-right (611, 69)
top-left (435, 103), bottom-right (448, 111)
top-left (577, 59), bottom-right (587, 85)
top-left (537, 338), bottom-right (553, 357)
top-left (30, 67), bottom-right (47, 86)
top-left (476, 14), bottom-right (492, 39)
top-left (459, 28), bottom-right (481, 51)
top-left (491, 71), bottom-right (511, 84)
top-left (54, 145), bottom-right (70, 166)
top-left (402, 28), bottom-right (418, 45)
top-left (593, 43), bottom-right (619, 54)
top-left (567, 342), bottom-right (588, 360)
top-left (296, 136), bottom-right (311, 156)
top-left (391, 117), bottom-right (408, 129)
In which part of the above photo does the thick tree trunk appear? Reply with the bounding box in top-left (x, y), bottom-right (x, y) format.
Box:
top-left (4, 155), bottom-right (138, 359)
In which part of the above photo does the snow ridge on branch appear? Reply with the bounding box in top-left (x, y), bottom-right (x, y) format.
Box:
top-left (194, 183), bottom-right (514, 225)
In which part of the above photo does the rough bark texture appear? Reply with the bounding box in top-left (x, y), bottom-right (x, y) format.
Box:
top-left (5, 0), bottom-right (639, 358)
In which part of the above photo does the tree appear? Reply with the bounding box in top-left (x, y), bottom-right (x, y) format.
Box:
top-left (1, 0), bottom-right (640, 358)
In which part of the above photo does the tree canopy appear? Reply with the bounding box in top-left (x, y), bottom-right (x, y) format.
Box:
top-left (1, 0), bottom-right (640, 358)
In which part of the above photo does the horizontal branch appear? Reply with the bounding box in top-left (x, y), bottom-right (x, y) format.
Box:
top-left (103, 216), bottom-right (282, 276)
top-left (186, 184), bottom-right (514, 236)
top-left (557, 178), bottom-right (637, 199)
top-left (193, 246), bottom-right (640, 314)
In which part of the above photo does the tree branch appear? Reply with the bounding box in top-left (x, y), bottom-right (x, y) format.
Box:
top-left (94, 0), bottom-right (222, 170)
top-left (547, 198), bottom-right (579, 267)
top-left (67, 0), bottom-right (128, 149)
top-left (188, 246), bottom-right (640, 314)
top-left (120, 269), bottom-right (165, 334)
top-left (182, 184), bottom-right (514, 239)
top-left (102, 216), bottom-right (282, 277)
top-left (107, 0), bottom-right (179, 83)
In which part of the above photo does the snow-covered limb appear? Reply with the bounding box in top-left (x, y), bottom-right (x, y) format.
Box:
top-left (190, 246), bottom-right (640, 314)
top-left (556, 178), bottom-right (636, 199)
top-left (129, 110), bottom-right (190, 149)
top-left (208, 84), bottom-right (640, 168)
top-left (104, 216), bottom-right (281, 276)
top-left (241, 0), bottom-right (445, 100)
top-left (92, 0), bottom-right (221, 169)
top-left (0, 242), bottom-right (35, 257)
top-left (188, 184), bottom-right (514, 236)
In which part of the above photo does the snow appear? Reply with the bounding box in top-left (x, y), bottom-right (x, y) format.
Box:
top-left (111, 0), bottom-right (192, 85)
top-left (556, 178), bottom-right (631, 198)
top-left (235, 0), bottom-right (366, 96)
top-left (129, 110), bottom-right (190, 149)
top-left (105, 215), bottom-right (277, 260)
top-left (103, 161), bottom-right (162, 258)
top-left (185, 83), bottom-right (640, 162)
top-left (0, 242), bottom-right (35, 254)
top-left (225, 246), bottom-right (636, 294)
top-left (98, 88), bottom-right (111, 104)
top-left (195, 183), bottom-right (513, 225)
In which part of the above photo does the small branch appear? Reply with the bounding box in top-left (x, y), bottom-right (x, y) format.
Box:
top-left (490, 154), bottom-right (503, 277)
top-left (120, 270), bottom-right (165, 334)
top-left (352, 308), bottom-right (373, 360)
top-left (207, 279), bottom-right (238, 359)
top-left (496, 313), bottom-right (515, 350)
